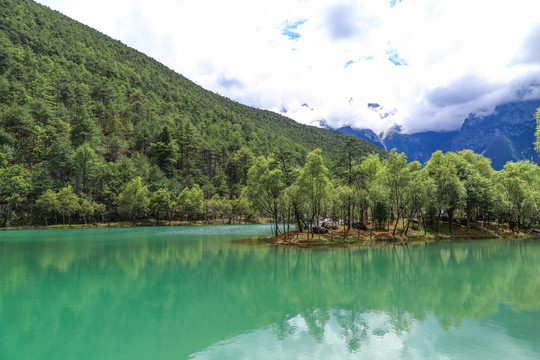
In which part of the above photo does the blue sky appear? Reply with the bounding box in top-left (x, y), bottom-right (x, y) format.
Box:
top-left (37, 0), bottom-right (540, 134)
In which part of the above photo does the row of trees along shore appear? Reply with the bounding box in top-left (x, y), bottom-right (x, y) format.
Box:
top-left (2, 137), bottom-right (539, 235)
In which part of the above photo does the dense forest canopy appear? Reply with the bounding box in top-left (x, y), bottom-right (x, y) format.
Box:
top-left (0, 0), bottom-right (384, 226)
top-left (0, 0), bottom-right (538, 234)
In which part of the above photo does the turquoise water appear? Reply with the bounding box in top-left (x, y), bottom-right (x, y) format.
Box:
top-left (0, 226), bottom-right (539, 359)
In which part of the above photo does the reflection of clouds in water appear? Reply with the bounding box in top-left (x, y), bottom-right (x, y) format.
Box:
top-left (190, 310), bottom-right (537, 360)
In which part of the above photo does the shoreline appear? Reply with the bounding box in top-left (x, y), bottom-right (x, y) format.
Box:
top-left (0, 219), bottom-right (260, 231)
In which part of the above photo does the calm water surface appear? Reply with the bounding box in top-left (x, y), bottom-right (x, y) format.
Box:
top-left (0, 226), bottom-right (539, 359)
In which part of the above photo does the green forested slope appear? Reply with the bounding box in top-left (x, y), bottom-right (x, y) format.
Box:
top-left (0, 0), bottom-right (384, 224)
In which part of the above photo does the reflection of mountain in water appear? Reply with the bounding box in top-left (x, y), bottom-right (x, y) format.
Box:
top-left (1, 228), bottom-right (539, 359)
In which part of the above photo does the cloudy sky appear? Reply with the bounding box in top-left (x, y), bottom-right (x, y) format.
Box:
top-left (37, 0), bottom-right (540, 134)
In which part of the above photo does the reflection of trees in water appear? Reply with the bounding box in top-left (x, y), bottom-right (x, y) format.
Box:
top-left (302, 308), bottom-right (330, 343)
top-left (335, 308), bottom-right (368, 353)
top-left (1, 237), bottom-right (540, 356)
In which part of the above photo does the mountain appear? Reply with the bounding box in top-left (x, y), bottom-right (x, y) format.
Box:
top-left (0, 0), bottom-right (384, 200)
top-left (331, 100), bottom-right (540, 169)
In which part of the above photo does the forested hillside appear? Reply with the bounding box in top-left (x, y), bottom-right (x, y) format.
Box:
top-left (0, 0), bottom-right (384, 226)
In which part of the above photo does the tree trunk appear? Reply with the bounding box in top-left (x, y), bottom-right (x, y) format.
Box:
top-left (421, 212), bottom-right (427, 235)
top-left (293, 203), bottom-right (303, 233)
top-left (347, 198), bottom-right (351, 232)
top-left (436, 208), bottom-right (441, 234)
top-left (448, 208), bottom-right (454, 234)
top-left (392, 208), bottom-right (401, 237)
top-left (370, 209), bottom-right (375, 239)
top-left (273, 201), bottom-right (279, 237)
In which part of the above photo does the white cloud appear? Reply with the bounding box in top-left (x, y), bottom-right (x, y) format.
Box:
top-left (37, 0), bottom-right (540, 134)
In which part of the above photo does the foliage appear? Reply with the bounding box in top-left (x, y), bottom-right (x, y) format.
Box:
top-left (0, 0), bottom-right (383, 226)
top-left (56, 184), bottom-right (80, 225)
top-left (244, 155), bottom-right (285, 234)
top-left (0, 163), bottom-right (31, 225)
top-left (177, 184), bottom-right (205, 221)
top-left (0, 1), bottom-right (538, 233)
top-left (149, 188), bottom-right (172, 222)
top-left (117, 177), bottom-right (149, 223)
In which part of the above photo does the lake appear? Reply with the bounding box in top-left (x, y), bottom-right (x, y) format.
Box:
top-left (0, 225), bottom-right (539, 359)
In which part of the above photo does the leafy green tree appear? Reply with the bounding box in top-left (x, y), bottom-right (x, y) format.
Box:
top-left (150, 125), bottom-right (178, 177)
top-left (0, 164), bottom-right (32, 226)
top-left (56, 184), bottom-right (80, 226)
top-left (70, 107), bottom-right (98, 148)
top-left (177, 184), bottom-right (205, 221)
top-left (369, 183), bottom-right (390, 232)
top-left (231, 195), bottom-right (251, 223)
top-left (339, 137), bottom-right (361, 186)
top-left (207, 195), bottom-right (233, 224)
top-left (35, 189), bottom-right (58, 225)
top-left (93, 203), bottom-right (107, 224)
top-left (426, 151), bottom-right (466, 233)
top-left (79, 199), bottom-right (94, 224)
top-left (245, 155), bottom-right (285, 235)
top-left (149, 188), bottom-right (172, 223)
top-left (331, 184), bottom-right (354, 238)
top-left (296, 149), bottom-right (331, 238)
top-left (455, 150), bottom-right (494, 228)
top-left (402, 165), bottom-right (431, 235)
top-left (71, 143), bottom-right (98, 194)
top-left (493, 161), bottom-right (540, 230)
top-left (117, 177), bottom-right (150, 224)
top-left (211, 173), bottom-right (229, 197)
top-left (380, 149), bottom-right (410, 236)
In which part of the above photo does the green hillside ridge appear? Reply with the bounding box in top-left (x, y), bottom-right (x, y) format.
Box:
top-left (1, 0), bottom-right (538, 237)
top-left (0, 0), bottom-right (384, 226)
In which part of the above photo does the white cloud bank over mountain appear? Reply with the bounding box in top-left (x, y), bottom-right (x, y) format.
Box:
top-left (37, 0), bottom-right (540, 134)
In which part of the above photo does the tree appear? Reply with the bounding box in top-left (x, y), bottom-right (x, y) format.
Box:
top-left (149, 188), bottom-right (172, 223)
top-left (456, 150), bottom-right (494, 228)
top-left (0, 164), bottom-right (32, 227)
top-left (337, 138), bottom-right (361, 231)
top-left (231, 195), bottom-right (251, 223)
top-left (493, 161), bottom-right (540, 231)
top-left (331, 185), bottom-right (354, 239)
top-left (369, 183), bottom-right (390, 232)
top-left (244, 155), bottom-right (285, 236)
top-left (79, 199), bottom-right (94, 224)
top-left (401, 162), bottom-right (428, 235)
top-left (117, 177), bottom-right (150, 224)
top-left (177, 185), bottom-right (205, 221)
top-left (426, 151), bottom-right (466, 233)
top-left (35, 189), bottom-right (58, 225)
top-left (70, 106), bottom-right (98, 148)
top-left (93, 203), bottom-right (107, 224)
top-left (56, 185), bottom-right (80, 226)
top-left (71, 143), bottom-right (98, 194)
top-left (296, 149), bottom-right (331, 238)
top-left (206, 195), bottom-right (232, 224)
top-left (380, 149), bottom-right (410, 236)
top-left (151, 125), bottom-right (178, 177)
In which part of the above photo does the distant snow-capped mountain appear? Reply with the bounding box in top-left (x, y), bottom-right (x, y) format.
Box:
top-left (323, 100), bottom-right (540, 170)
